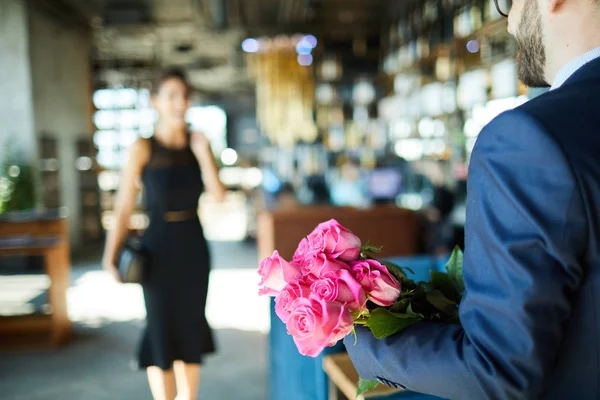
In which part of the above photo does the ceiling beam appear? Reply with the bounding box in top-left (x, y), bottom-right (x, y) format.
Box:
top-left (310, 0), bottom-right (387, 5)
top-left (33, 0), bottom-right (91, 30)
top-left (246, 23), bottom-right (383, 38)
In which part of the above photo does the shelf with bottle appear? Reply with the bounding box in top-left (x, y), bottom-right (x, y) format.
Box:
top-left (314, 72), bottom-right (386, 155)
top-left (381, 14), bottom-right (516, 124)
top-left (381, 63), bottom-right (528, 160)
top-left (379, 65), bottom-right (528, 176)
top-left (375, 1), bottom-right (520, 186)
top-left (385, 19), bottom-right (510, 77)
top-left (385, 0), bottom-right (460, 70)
top-left (384, 0), bottom-right (510, 75)
top-left (451, 0), bottom-right (510, 35)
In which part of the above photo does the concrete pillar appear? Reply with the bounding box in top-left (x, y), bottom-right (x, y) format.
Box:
top-left (0, 0), bottom-right (94, 249)
top-left (27, 5), bottom-right (94, 249)
top-left (0, 0), bottom-right (37, 161)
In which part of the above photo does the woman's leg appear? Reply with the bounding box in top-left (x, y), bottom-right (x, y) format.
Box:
top-left (173, 360), bottom-right (202, 400)
top-left (147, 366), bottom-right (177, 400)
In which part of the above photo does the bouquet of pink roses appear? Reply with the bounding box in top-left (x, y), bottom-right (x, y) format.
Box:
top-left (258, 218), bottom-right (464, 363)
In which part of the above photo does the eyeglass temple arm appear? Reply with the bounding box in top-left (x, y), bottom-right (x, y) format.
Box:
top-left (494, 0), bottom-right (509, 17)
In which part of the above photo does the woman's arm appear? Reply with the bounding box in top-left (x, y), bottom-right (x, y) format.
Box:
top-left (190, 131), bottom-right (227, 203)
top-left (102, 139), bottom-right (150, 282)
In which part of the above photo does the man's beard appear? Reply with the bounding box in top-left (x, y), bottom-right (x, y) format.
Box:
top-left (515, 0), bottom-right (549, 88)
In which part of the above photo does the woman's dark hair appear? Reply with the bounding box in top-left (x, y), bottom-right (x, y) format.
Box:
top-left (151, 67), bottom-right (191, 97)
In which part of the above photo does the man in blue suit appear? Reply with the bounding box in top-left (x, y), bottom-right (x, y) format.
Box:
top-left (345, 0), bottom-right (600, 398)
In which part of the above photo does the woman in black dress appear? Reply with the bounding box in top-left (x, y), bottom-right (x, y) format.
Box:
top-left (102, 68), bottom-right (226, 400)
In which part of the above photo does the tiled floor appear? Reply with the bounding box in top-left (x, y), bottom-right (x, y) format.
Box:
top-left (0, 241), bottom-right (269, 400)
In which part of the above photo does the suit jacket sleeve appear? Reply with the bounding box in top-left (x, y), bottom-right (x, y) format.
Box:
top-left (345, 109), bottom-right (588, 400)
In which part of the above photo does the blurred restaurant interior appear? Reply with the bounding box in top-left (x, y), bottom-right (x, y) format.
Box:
top-left (0, 0), bottom-right (540, 399)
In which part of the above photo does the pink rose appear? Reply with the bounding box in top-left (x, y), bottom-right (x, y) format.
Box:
top-left (291, 238), bottom-right (315, 269)
top-left (311, 269), bottom-right (367, 313)
top-left (301, 252), bottom-right (349, 277)
top-left (274, 279), bottom-right (312, 323)
top-left (286, 296), bottom-right (354, 357)
top-left (350, 259), bottom-right (401, 306)
top-left (307, 219), bottom-right (362, 262)
top-left (303, 273), bottom-right (319, 284)
top-left (258, 251), bottom-right (302, 296)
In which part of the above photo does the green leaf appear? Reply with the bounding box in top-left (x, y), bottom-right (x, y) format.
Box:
top-left (352, 307), bottom-right (370, 320)
top-left (389, 298), bottom-right (410, 313)
top-left (357, 378), bottom-right (380, 397)
top-left (406, 303), bottom-right (425, 319)
top-left (381, 262), bottom-right (417, 289)
top-left (446, 313), bottom-right (461, 324)
top-left (381, 261), bottom-right (406, 282)
top-left (365, 308), bottom-right (420, 339)
top-left (445, 247), bottom-right (465, 294)
top-left (388, 311), bottom-right (423, 319)
top-left (426, 289), bottom-right (457, 315)
top-left (419, 281), bottom-right (434, 293)
top-left (361, 241), bottom-right (383, 255)
top-left (430, 271), bottom-right (461, 302)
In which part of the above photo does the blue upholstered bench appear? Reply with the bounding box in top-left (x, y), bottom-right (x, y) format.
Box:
top-left (268, 255), bottom-right (450, 400)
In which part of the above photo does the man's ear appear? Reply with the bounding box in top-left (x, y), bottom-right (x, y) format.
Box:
top-left (547, 0), bottom-right (566, 13)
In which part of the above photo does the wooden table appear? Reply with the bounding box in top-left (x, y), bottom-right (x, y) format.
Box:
top-left (323, 353), bottom-right (404, 400)
top-left (0, 212), bottom-right (72, 347)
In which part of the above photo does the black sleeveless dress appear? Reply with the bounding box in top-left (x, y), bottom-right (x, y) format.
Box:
top-left (137, 136), bottom-right (216, 370)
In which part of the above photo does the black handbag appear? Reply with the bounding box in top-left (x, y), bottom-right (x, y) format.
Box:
top-left (117, 237), bottom-right (148, 284)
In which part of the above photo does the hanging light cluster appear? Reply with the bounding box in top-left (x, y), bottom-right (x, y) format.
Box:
top-left (245, 35), bottom-right (319, 148)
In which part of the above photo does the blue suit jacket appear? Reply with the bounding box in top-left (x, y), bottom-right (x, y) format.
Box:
top-left (346, 57), bottom-right (600, 400)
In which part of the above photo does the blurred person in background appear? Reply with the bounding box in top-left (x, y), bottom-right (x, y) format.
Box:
top-left (274, 182), bottom-right (299, 209)
top-left (422, 186), bottom-right (457, 256)
top-left (102, 67), bottom-right (226, 400)
top-left (329, 158), bottom-right (369, 207)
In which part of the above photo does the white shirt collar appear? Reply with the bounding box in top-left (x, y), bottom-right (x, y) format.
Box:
top-left (550, 47), bottom-right (600, 90)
